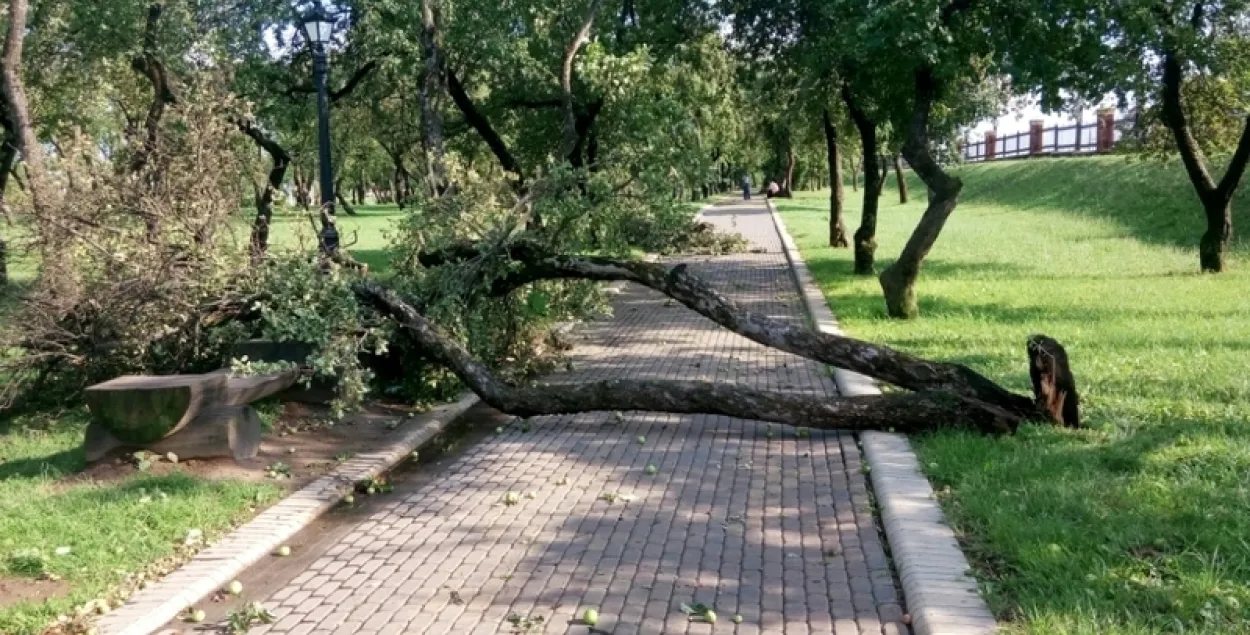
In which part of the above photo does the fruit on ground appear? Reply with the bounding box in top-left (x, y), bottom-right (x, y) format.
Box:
top-left (582, 608), bottom-right (599, 626)
top-left (227, 580), bottom-right (243, 595)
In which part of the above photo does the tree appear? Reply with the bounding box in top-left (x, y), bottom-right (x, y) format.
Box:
top-left (1124, 1), bottom-right (1250, 273)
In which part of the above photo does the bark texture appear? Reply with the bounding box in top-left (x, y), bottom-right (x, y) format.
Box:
top-left (486, 255), bottom-right (1036, 416)
top-left (559, 0), bottom-right (606, 161)
top-left (883, 67), bottom-right (963, 319)
top-left (1160, 44), bottom-right (1249, 273)
top-left (354, 280), bottom-right (1025, 434)
top-left (236, 118), bottom-right (291, 259)
top-left (0, 0), bottom-right (63, 283)
top-left (842, 83), bottom-right (880, 275)
top-left (419, 0), bottom-right (449, 195)
top-left (823, 109), bottom-right (849, 248)
top-left (894, 153), bottom-right (908, 204)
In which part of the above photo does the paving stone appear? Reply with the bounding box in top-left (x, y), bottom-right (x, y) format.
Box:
top-left (195, 200), bottom-right (906, 635)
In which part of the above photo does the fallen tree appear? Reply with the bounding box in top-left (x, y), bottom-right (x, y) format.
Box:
top-left (352, 253), bottom-right (1080, 433)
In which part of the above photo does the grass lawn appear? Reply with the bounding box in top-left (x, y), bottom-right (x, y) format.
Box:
top-left (775, 156), bottom-right (1250, 635)
top-left (0, 205), bottom-right (402, 633)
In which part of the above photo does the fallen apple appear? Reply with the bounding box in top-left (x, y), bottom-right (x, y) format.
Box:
top-left (343, 493), bottom-right (355, 504)
top-left (227, 580), bottom-right (243, 595)
top-left (504, 492), bottom-right (520, 505)
top-left (582, 608), bottom-right (599, 626)
top-left (275, 545), bottom-right (291, 557)
top-left (189, 608), bottom-right (206, 623)
top-left (733, 614), bottom-right (743, 624)
top-left (704, 609), bottom-right (717, 623)
top-left (645, 464), bottom-right (658, 475)
top-left (636, 435), bottom-right (646, 445)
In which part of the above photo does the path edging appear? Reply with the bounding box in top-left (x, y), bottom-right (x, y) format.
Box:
top-left (765, 199), bottom-right (999, 635)
top-left (95, 393), bottom-right (481, 635)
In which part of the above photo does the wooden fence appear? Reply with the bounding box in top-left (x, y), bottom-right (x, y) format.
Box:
top-left (958, 109), bottom-right (1127, 162)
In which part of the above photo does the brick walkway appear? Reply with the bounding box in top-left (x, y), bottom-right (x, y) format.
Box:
top-left (246, 199), bottom-right (907, 635)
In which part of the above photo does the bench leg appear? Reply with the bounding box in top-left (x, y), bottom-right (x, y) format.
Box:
top-left (149, 405), bottom-right (264, 462)
top-left (84, 421), bottom-right (125, 463)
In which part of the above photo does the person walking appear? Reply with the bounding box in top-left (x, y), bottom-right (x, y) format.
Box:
top-left (741, 173), bottom-right (753, 200)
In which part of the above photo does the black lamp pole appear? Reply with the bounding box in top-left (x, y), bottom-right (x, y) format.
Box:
top-left (308, 17), bottom-right (339, 255)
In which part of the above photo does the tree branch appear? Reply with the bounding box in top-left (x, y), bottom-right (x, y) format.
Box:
top-left (1216, 116), bottom-right (1250, 202)
top-left (1161, 50), bottom-right (1217, 198)
top-left (353, 280), bottom-right (1022, 434)
top-left (128, 3), bottom-right (176, 174)
top-left (487, 255), bottom-right (1037, 416)
top-left (560, 0), bottom-right (606, 160)
top-left (447, 68), bottom-right (524, 184)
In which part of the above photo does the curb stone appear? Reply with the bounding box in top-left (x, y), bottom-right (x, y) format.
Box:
top-left (94, 392), bottom-right (481, 635)
top-left (765, 199), bottom-right (999, 635)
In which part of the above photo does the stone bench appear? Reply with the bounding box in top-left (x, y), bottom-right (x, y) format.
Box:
top-left (83, 367), bottom-right (299, 462)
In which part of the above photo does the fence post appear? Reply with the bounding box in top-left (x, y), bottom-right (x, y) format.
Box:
top-left (1029, 120), bottom-right (1044, 155)
top-left (984, 130), bottom-right (997, 160)
top-left (1096, 109), bottom-right (1116, 152)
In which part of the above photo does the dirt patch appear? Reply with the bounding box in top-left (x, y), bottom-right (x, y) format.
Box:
top-left (69, 401), bottom-right (424, 490)
top-left (0, 576), bottom-right (72, 610)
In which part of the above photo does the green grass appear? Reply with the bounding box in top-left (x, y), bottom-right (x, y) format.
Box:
top-left (0, 411), bottom-right (280, 634)
top-left (774, 156), bottom-right (1250, 635)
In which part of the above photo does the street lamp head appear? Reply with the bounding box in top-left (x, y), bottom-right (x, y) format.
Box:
top-left (299, 4), bottom-right (335, 46)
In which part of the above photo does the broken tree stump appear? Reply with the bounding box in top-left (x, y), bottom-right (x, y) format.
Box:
top-left (82, 367), bottom-right (299, 462)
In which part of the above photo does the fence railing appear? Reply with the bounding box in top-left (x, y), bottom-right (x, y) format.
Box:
top-left (958, 109), bottom-right (1129, 163)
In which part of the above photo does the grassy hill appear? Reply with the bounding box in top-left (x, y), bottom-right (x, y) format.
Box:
top-left (774, 155), bottom-right (1250, 635)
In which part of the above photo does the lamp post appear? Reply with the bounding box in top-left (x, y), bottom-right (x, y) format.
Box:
top-left (299, 4), bottom-right (339, 255)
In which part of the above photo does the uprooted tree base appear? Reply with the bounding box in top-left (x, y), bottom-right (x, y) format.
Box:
top-left (352, 253), bottom-right (1079, 434)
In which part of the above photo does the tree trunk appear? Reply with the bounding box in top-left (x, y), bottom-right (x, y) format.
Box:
top-left (559, 0), bottom-right (606, 161)
top-left (894, 153), bottom-right (908, 204)
top-left (235, 118), bottom-right (290, 260)
top-left (1, 0), bottom-right (63, 285)
top-left (882, 68), bottom-right (962, 319)
top-left (1200, 200), bottom-right (1232, 272)
top-left (850, 155), bottom-right (858, 191)
top-left (843, 84), bottom-right (880, 275)
top-left (1160, 49), bottom-right (1250, 273)
top-left (127, 4), bottom-right (175, 175)
top-left (879, 157), bottom-right (888, 198)
top-left (781, 149), bottom-right (796, 197)
top-left (419, 0), bottom-right (448, 196)
top-left (334, 177), bottom-right (357, 215)
top-left (0, 115), bottom-right (15, 286)
top-left (354, 279), bottom-right (1038, 435)
top-left (822, 109), bottom-right (849, 248)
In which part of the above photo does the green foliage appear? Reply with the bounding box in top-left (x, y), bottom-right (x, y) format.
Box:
top-left (246, 256), bottom-right (385, 417)
top-left (777, 157), bottom-right (1250, 634)
top-left (226, 602), bottom-right (275, 634)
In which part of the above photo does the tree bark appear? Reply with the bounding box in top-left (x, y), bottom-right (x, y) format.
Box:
top-left (447, 69), bottom-right (524, 186)
top-left (822, 109), bottom-right (849, 248)
top-left (419, 0), bottom-right (449, 196)
top-left (335, 177), bottom-right (357, 215)
top-left (1160, 47), bottom-right (1250, 273)
top-left (560, 0), bottom-right (606, 162)
top-left (486, 255), bottom-right (1036, 416)
top-left (1, 0), bottom-right (63, 284)
top-left (781, 149), bottom-right (796, 197)
top-left (0, 109), bottom-right (15, 286)
top-left (354, 280), bottom-right (1025, 434)
top-left (850, 155), bottom-right (858, 191)
top-left (894, 153), bottom-right (908, 204)
top-left (882, 68), bottom-right (963, 319)
top-left (235, 118), bottom-right (290, 260)
top-left (127, 4), bottom-right (176, 175)
top-left (842, 83), bottom-right (880, 275)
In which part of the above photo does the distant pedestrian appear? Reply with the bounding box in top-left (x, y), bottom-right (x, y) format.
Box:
top-left (741, 173), bottom-right (752, 200)
top-left (766, 181), bottom-right (780, 198)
